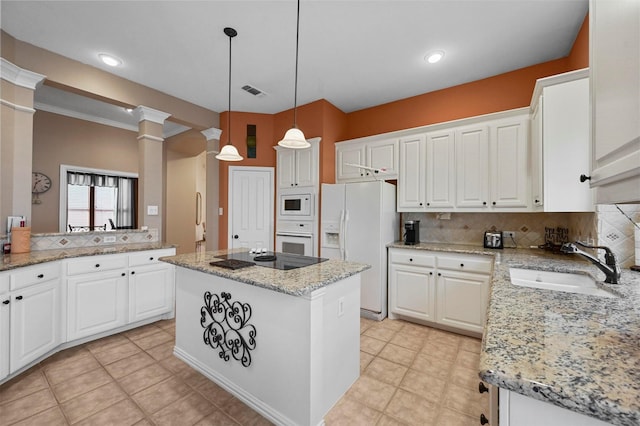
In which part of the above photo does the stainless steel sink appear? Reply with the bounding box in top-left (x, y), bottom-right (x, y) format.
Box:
top-left (509, 267), bottom-right (616, 298)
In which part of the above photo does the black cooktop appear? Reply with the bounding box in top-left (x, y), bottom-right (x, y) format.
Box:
top-left (213, 251), bottom-right (328, 271)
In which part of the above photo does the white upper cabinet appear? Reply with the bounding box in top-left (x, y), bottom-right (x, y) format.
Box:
top-left (425, 130), bottom-right (456, 209)
top-left (455, 124), bottom-right (490, 208)
top-left (335, 138), bottom-right (398, 182)
top-left (589, 0), bottom-right (640, 203)
top-left (398, 135), bottom-right (426, 210)
top-left (530, 70), bottom-right (593, 212)
top-left (275, 138), bottom-right (320, 189)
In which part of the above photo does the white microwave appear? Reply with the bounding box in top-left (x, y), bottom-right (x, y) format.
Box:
top-left (279, 193), bottom-right (313, 218)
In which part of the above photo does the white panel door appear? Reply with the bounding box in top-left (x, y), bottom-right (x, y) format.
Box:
top-left (367, 139), bottom-right (399, 179)
top-left (456, 125), bottom-right (489, 208)
top-left (389, 264), bottom-right (435, 322)
top-left (277, 149), bottom-right (296, 188)
top-left (426, 130), bottom-right (455, 209)
top-left (436, 270), bottom-right (488, 334)
top-left (398, 135), bottom-right (426, 210)
top-left (129, 264), bottom-right (174, 323)
top-left (229, 167), bottom-right (274, 250)
top-left (295, 148), bottom-right (316, 187)
top-left (490, 117), bottom-right (529, 208)
top-left (336, 143), bottom-right (366, 181)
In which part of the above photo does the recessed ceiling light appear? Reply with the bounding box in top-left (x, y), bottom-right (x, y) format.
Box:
top-left (98, 53), bottom-right (122, 67)
top-left (425, 50), bottom-right (445, 64)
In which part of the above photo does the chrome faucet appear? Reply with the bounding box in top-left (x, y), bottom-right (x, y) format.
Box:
top-left (560, 241), bottom-right (621, 284)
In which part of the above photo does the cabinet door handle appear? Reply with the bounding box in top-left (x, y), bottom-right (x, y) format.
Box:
top-left (2, 300), bottom-right (9, 305)
top-left (480, 413), bottom-right (489, 425)
top-left (37, 273), bottom-right (44, 279)
top-left (15, 295), bottom-right (23, 300)
top-left (479, 382), bottom-right (489, 393)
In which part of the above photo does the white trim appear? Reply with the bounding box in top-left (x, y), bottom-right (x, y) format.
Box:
top-left (35, 101), bottom-right (138, 131)
top-left (201, 127), bottom-right (222, 141)
top-left (136, 134), bottom-right (165, 142)
top-left (58, 164), bottom-right (139, 233)
top-left (135, 105), bottom-right (171, 124)
top-left (530, 68), bottom-right (589, 111)
top-left (227, 166), bottom-right (275, 250)
top-left (0, 58), bottom-right (46, 89)
top-left (0, 98), bottom-right (36, 114)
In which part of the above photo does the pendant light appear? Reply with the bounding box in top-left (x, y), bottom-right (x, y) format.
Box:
top-left (216, 27), bottom-right (243, 161)
top-left (278, 0), bottom-right (310, 149)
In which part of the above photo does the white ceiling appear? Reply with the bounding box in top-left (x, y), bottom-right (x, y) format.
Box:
top-left (1, 0), bottom-right (588, 120)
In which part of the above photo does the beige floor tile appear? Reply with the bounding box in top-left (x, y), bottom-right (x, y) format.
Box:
top-left (384, 388), bottom-right (439, 426)
top-left (455, 349), bottom-right (480, 370)
top-left (378, 343), bottom-right (417, 367)
top-left (75, 398), bottom-right (145, 426)
top-left (93, 341), bottom-right (142, 365)
top-left (324, 395), bottom-right (382, 425)
top-left (363, 324), bottom-right (396, 342)
top-left (60, 382), bottom-right (127, 424)
top-left (399, 369), bottom-right (447, 404)
top-left (376, 414), bottom-right (408, 426)
top-left (131, 376), bottom-right (191, 415)
top-left (0, 388), bottom-right (58, 425)
top-left (379, 318), bottom-right (405, 331)
top-left (0, 367), bottom-right (48, 404)
top-left (104, 351), bottom-right (155, 379)
top-left (182, 370), bottom-right (214, 390)
top-left (436, 407), bottom-right (478, 426)
top-left (427, 329), bottom-right (461, 348)
top-left (459, 336), bottom-right (482, 354)
top-left (39, 345), bottom-right (90, 369)
top-left (160, 354), bottom-right (196, 378)
top-left (360, 335), bottom-right (386, 356)
top-left (44, 352), bottom-right (101, 386)
top-left (443, 383), bottom-right (489, 418)
top-left (450, 364), bottom-right (482, 392)
top-left (360, 351), bottom-right (375, 374)
top-left (194, 408), bottom-right (240, 425)
top-left (11, 406), bottom-right (67, 426)
top-left (117, 363), bottom-right (172, 395)
top-left (217, 395), bottom-right (269, 425)
top-left (346, 375), bottom-right (396, 411)
top-left (85, 333), bottom-right (130, 354)
top-left (124, 323), bottom-right (163, 340)
top-left (419, 340), bottom-right (458, 361)
top-left (399, 322), bottom-right (432, 338)
top-left (51, 367), bottom-right (113, 403)
top-left (359, 318), bottom-right (376, 333)
top-left (363, 357), bottom-right (408, 387)
top-left (411, 353), bottom-right (453, 381)
top-left (156, 318), bottom-right (176, 331)
top-left (145, 341), bottom-right (175, 361)
top-left (151, 391), bottom-right (216, 426)
top-left (389, 330), bottom-right (427, 352)
top-left (195, 379), bottom-right (236, 408)
top-left (133, 419), bottom-right (155, 426)
top-left (131, 330), bottom-right (174, 351)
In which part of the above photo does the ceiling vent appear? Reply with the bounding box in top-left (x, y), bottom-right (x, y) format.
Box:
top-left (242, 84), bottom-right (267, 97)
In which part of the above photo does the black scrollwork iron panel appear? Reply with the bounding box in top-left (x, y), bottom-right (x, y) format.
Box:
top-left (200, 291), bottom-right (256, 367)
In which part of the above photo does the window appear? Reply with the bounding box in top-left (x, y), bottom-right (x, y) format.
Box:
top-left (60, 165), bottom-right (138, 232)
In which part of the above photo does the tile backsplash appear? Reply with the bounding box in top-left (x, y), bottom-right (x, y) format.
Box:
top-left (404, 205), bottom-right (640, 268)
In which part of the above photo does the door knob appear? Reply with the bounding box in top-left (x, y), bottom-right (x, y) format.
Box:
top-left (233, 235), bottom-right (239, 239)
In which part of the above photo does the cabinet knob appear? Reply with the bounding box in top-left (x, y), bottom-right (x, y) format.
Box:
top-left (429, 271), bottom-right (433, 275)
top-left (419, 202), bottom-right (423, 206)
top-left (2, 300), bottom-right (9, 305)
top-left (437, 272), bottom-right (442, 276)
top-left (409, 258), bottom-right (413, 262)
top-left (95, 264), bottom-right (100, 268)
top-left (233, 235), bottom-right (239, 239)
top-left (37, 273), bottom-right (44, 279)
top-left (460, 263), bottom-right (464, 268)
top-left (480, 413), bottom-right (489, 425)
top-left (131, 271), bottom-right (135, 275)
top-left (15, 295), bottom-right (23, 300)
top-left (426, 203), bottom-right (430, 206)
top-left (121, 273), bottom-right (126, 277)
top-left (492, 201), bottom-right (496, 206)
top-left (482, 201), bottom-right (487, 206)
top-left (479, 382), bottom-right (489, 393)
top-left (534, 199), bottom-right (540, 204)
top-left (149, 257), bottom-right (154, 260)
top-left (580, 174), bottom-right (591, 183)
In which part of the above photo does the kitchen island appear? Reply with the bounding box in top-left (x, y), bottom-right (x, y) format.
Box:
top-left (159, 249), bottom-right (369, 426)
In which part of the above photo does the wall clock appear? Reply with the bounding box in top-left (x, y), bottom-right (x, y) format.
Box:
top-left (32, 172), bottom-right (52, 193)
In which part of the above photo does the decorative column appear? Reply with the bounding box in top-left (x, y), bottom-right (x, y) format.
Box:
top-left (0, 59), bottom-right (46, 234)
top-left (201, 127), bottom-right (222, 250)
top-left (135, 106), bottom-right (171, 241)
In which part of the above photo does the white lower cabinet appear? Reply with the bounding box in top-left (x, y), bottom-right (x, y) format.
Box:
top-left (389, 248), bottom-right (492, 334)
top-left (128, 263), bottom-right (174, 323)
top-left (0, 272), bottom-right (10, 381)
top-left (500, 388), bottom-right (611, 426)
top-left (67, 270), bottom-right (128, 341)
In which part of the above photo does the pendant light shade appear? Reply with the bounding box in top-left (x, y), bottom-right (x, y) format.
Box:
top-left (216, 27), bottom-right (243, 162)
top-left (278, 0), bottom-right (310, 149)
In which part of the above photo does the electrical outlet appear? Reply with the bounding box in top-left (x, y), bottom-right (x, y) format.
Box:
top-left (337, 297), bottom-right (345, 317)
top-left (503, 231), bottom-right (516, 239)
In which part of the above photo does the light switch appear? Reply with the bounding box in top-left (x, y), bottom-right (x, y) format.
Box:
top-left (147, 205), bottom-right (159, 215)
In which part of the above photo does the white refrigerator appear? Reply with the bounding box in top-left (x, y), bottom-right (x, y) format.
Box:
top-left (320, 181), bottom-right (398, 320)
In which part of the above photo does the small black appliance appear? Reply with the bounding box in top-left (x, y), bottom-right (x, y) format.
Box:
top-left (404, 220), bottom-right (420, 245)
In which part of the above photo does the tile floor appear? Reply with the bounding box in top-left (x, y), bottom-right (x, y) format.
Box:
top-left (0, 317), bottom-right (488, 425)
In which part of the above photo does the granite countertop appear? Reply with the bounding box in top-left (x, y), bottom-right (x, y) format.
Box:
top-left (159, 249), bottom-right (370, 297)
top-left (0, 242), bottom-right (175, 272)
top-left (389, 242), bottom-right (640, 426)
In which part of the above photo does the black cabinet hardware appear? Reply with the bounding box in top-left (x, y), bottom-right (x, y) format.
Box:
top-left (15, 295), bottom-right (23, 300)
top-left (479, 382), bottom-right (489, 393)
top-left (580, 174), bottom-right (591, 182)
top-left (480, 413), bottom-right (489, 425)
top-left (37, 274), bottom-right (44, 279)
top-left (2, 300), bottom-right (9, 305)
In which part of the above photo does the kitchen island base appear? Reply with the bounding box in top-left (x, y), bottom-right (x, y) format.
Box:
top-left (173, 267), bottom-right (361, 426)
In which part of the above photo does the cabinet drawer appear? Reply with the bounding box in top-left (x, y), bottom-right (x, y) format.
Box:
top-left (437, 254), bottom-right (492, 274)
top-left (129, 249), bottom-right (175, 267)
top-left (389, 249), bottom-right (435, 268)
top-left (66, 254), bottom-right (128, 276)
top-left (11, 262), bottom-right (60, 291)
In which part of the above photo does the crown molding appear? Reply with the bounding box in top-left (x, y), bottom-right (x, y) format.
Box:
top-left (1, 58), bottom-right (46, 89)
top-left (135, 105), bottom-right (171, 124)
top-left (35, 101), bottom-right (138, 132)
top-left (201, 127), bottom-right (222, 141)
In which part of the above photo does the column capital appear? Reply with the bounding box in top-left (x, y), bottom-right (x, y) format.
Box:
top-left (135, 105), bottom-right (171, 124)
top-left (201, 127), bottom-right (222, 141)
top-left (1, 58), bottom-right (46, 89)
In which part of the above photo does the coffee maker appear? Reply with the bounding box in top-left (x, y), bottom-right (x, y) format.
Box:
top-left (404, 220), bottom-right (420, 245)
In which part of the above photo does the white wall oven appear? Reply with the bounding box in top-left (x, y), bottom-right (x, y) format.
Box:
top-left (279, 192), bottom-right (313, 220)
top-left (276, 221), bottom-right (315, 257)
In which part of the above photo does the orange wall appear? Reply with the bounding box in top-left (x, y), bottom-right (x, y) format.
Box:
top-left (217, 13), bottom-right (589, 249)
